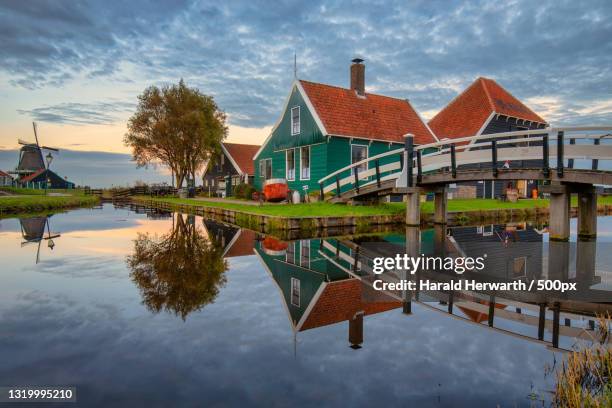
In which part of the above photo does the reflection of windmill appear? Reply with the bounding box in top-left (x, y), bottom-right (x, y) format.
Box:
top-left (12, 122), bottom-right (59, 177)
top-left (19, 216), bottom-right (61, 264)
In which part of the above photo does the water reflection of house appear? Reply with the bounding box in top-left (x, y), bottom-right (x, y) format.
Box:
top-left (254, 237), bottom-right (400, 348)
top-left (447, 223), bottom-right (544, 281)
top-left (203, 220), bottom-right (255, 258)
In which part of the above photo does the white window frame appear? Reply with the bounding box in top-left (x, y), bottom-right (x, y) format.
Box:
top-left (286, 149), bottom-right (296, 181)
top-left (286, 241), bottom-right (296, 264)
top-left (259, 160), bottom-right (265, 178)
top-left (482, 225), bottom-right (494, 236)
top-left (300, 146), bottom-right (310, 180)
top-left (350, 144), bottom-right (368, 175)
top-left (300, 240), bottom-right (310, 268)
top-left (291, 106), bottom-right (300, 136)
top-left (291, 277), bottom-right (300, 307)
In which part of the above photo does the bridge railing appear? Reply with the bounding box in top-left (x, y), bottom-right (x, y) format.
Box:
top-left (317, 126), bottom-right (612, 200)
top-left (407, 126), bottom-right (612, 184)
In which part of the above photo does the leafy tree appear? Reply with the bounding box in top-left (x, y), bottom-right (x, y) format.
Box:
top-left (125, 80), bottom-right (227, 187)
top-left (127, 214), bottom-right (228, 320)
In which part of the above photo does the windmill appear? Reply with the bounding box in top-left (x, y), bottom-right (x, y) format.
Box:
top-left (12, 122), bottom-right (59, 176)
top-left (19, 216), bottom-right (61, 264)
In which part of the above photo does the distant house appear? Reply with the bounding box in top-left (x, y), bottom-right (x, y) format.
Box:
top-left (17, 169), bottom-right (75, 189)
top-left (253, 59), bottom-right (438, 196)
top-left (203, 142), bottom-right (260, 197)
top-left (0, 170), bottom-right (13, 186)
top-left (428, 77), bottom-right (548, 199)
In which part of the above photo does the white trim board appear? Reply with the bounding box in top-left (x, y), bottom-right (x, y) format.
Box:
top-left (253, 80), bottom-right (328, 160)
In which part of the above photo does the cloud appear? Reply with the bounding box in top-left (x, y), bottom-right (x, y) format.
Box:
top-left (1, 0), bottom-right (612, 128)
top-left (17, 101), bottom-right (135, 125)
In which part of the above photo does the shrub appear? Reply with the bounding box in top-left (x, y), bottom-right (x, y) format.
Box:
top-left (232, 183), bottom-right (256, 200)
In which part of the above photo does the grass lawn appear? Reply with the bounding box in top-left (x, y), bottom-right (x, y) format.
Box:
top-left (0, 187), bottom-right (88, 196)
top-left (138, 196), bottom-right (405, 217)
top-left (138, 195), bottom-right (612, 218)
top-left (0, 194), bottom-right (99, 215)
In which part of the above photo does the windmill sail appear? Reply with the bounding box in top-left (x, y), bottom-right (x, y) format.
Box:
top-left (15, 122), bottom-right (57, 173)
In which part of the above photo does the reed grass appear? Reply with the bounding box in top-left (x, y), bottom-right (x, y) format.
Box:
top-left (552, 313), bottom-right (612, 408)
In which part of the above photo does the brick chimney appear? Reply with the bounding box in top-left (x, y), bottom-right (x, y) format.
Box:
top-left (350, 58), bottom-right (365, 96)
top-left (349, 312), bottom-right (364, 349)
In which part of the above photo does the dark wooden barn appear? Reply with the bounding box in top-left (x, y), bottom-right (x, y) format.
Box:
top-left (429, 78), bottom-right (548, 199)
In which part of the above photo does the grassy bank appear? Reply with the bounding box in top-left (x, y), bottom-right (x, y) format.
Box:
top-left (136, 196), bottom-right (404, 217)
top-left (0, 187), bottom-right (88, 196)
top-left (135, 196), bottom-right (612, 218)
top-left (0, 191), bottom-right (99, 215)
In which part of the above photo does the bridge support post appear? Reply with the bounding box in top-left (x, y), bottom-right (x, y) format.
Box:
top-left (433, 187), bottom-right (448, 224)
top-left (577, 189), bottom-right (597, 240)
top-left (405, 188), bottom-right (420, 226)
top-left (548, 184), bottom-right (570, 242)
top-left (403, 226), bottom-right (420, 315)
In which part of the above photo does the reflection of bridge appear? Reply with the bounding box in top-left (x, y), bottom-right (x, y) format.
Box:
top-left (239, 221), bottom-right (612, 351)
top-left (315, 225), bottom-right (611, 351)
top-left (318, 126), bottom-right (612, 241)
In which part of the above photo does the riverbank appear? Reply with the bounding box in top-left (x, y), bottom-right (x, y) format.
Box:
top-left (0, 188), bottom-right (100, 216)
top-left (132, 195), bottom-right (612, 237)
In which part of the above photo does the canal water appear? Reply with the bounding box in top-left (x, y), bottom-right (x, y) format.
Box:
top-left (0, 204), bottom-right (610, 407)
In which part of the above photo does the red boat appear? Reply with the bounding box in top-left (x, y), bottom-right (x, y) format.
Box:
top-left (262, 237), bottom-right (288, 256)
top-left (263, 178), bottom-right (288, 202)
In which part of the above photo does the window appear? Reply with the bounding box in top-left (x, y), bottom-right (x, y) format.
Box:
top-left (286, 149), bottom-right (296, 180)
top-left (300, 240), bottom-right (310, 268)
top-left (291, 277), bottom-right (300, 307)
top-left (301, 146), bottom-right (310, 180)
top-left (260, 159), bottom-right (272, 179)
top-left (286, 241), bottom-right (296, 264)
top-left (291, 106), bottom-right (300, 135)
top-left (482, 225), bottom-right (494, 236)
top-left (512, 257), bottom-right (527, 279)
top-left (265, 159), bottom-right (272, 179)
top-left (351, 145), bottom-right (368, 174)
top-left (216, 155), bottom-right (223, 171)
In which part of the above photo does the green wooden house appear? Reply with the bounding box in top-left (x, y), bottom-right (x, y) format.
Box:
top-left (253, 59), bottom-right (438, 196)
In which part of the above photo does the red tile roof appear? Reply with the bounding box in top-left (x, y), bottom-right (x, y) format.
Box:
top-left (223, 143), bottom-right (260, 175)
top-left (0, 170), bottom-right (12, 178)
top-left (224, 229), bottom-right (256, 258)
top-left (300, 278), bottom-right (400, 331)
top-left (428, 77), bottom-right (547, 140)
top-left (299, 80), bottom-right (437, 145)
top-left (19, 169), bottom-right (45, 183)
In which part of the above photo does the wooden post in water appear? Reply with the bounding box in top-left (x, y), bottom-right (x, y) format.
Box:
top-left (403, 225), bottom-right (420, 314)
top-left (552, 302), bottom-right (561, 348)
top-left (547, 184), bottom-right (570, 241)
top-left (433, 187), bottom-right (448, 224)
top-left (404, 135), bottom-right (420, 226)
top-left (537, 304), bottom-right (546, 341)
top-left (577, 187), bottom-right (597, 240)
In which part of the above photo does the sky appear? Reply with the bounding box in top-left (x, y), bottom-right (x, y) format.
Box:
top-left (1, 0), bottom-right (611, 186)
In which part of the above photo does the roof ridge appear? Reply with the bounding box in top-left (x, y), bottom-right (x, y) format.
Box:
top-left (222, 142), bottom-right (260, 147)
top-left (299, 78), bottom-right (409, 103)
top-left (478, 77), bottom-right (496, 112)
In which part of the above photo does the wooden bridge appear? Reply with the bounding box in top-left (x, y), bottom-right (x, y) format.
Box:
top-left (318, 126), bottom-right (612, 241)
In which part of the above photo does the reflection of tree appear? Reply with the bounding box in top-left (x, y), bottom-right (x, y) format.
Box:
top-left (127, 214), bottom-right (227, 320)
